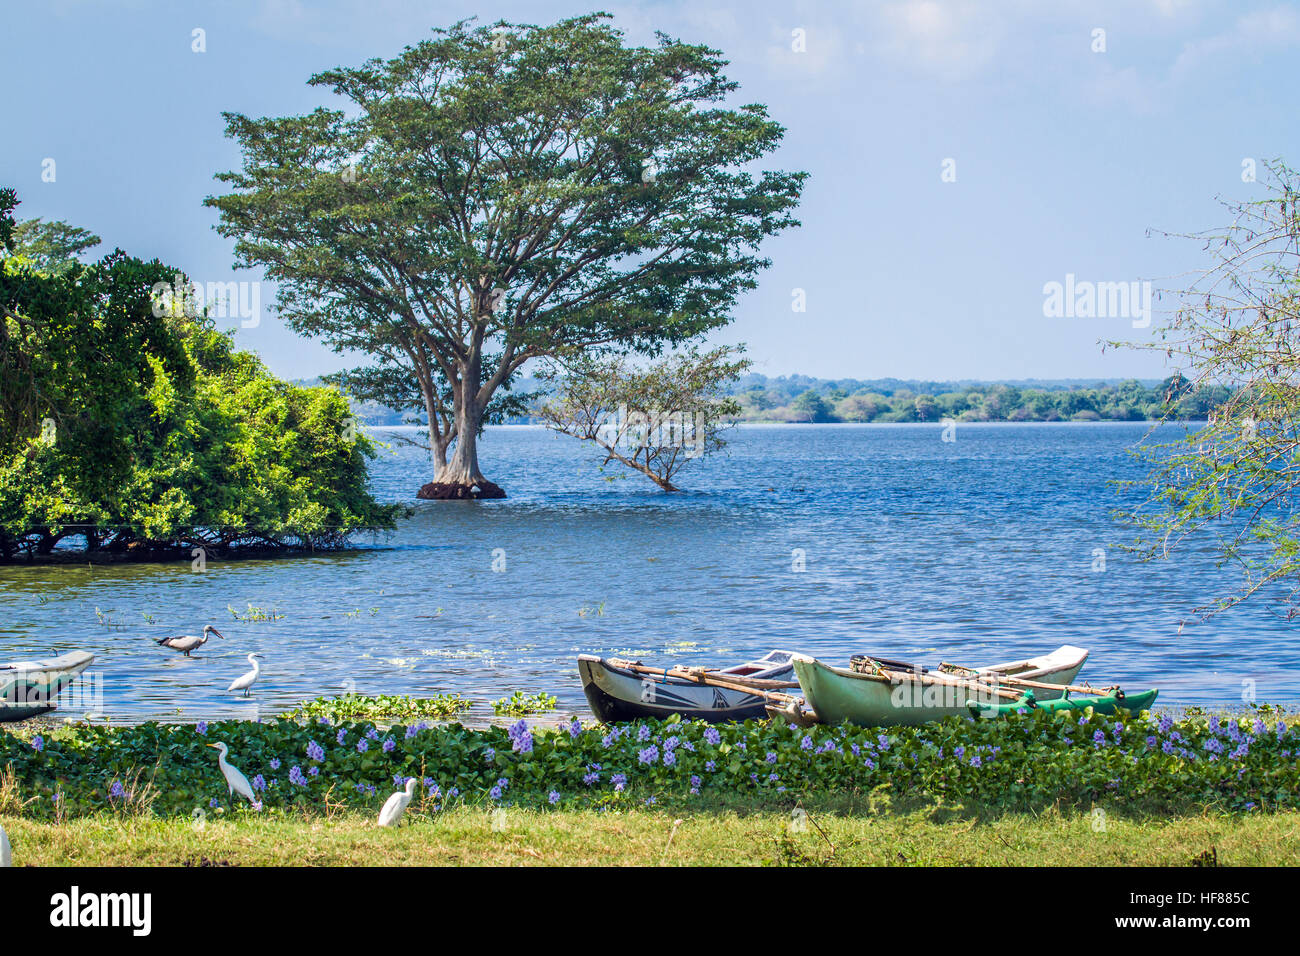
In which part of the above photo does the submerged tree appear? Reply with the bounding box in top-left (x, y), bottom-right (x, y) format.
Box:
top-left (1117, 160), bottom-right (1300, 619)
top-left (207, 14), bottom-right (805, 498)
top-left (539, 345), bottom-right (748, 491)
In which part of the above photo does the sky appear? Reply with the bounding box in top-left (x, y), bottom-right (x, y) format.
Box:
top-left (3, 0), bottom-right (1298, 383)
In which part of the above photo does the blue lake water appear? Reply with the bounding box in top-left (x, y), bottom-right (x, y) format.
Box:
top-left (2, 422), bottom-right (1297, 724)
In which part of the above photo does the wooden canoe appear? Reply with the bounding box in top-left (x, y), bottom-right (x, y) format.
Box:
top-left (578, 650), bottom-right (798, 723)
top-left (788, 645), bottom-right (1089, 727)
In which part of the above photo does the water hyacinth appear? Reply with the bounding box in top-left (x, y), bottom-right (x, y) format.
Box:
top-left (3, 706), bottom-right (1298, 819)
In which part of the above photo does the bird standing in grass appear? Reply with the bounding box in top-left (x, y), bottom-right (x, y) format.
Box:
top-left (157, 625), bottom-right (225, 656)
top-left (208, 742), bottom-right (255, 803)
top-left (378, 777), bottom-right (417, 828)
top-left (227, 653), bottom-right (263, 697)
top-left (0, 823), bottom-right (10, 867)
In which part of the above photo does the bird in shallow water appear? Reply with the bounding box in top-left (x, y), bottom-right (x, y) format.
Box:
top-left (0, 822), bottom-right (10, 867)
top-left (207, 742), bottom-right (254, 803)
top-left (156, 625), bottom-right (225, 656)
top-left (378, 777), bottom-right (418, 828)
top-left (227, 653), bottom-right (263, 697)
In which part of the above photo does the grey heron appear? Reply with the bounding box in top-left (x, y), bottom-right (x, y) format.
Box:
top-left (227, 653), bottom-right (263, 697)
top-left (378, 777), bottom-right (418, 827)
top-left (207, 742), bottom-right (254, 803)
top-left (157, 625), bottom-right (225, 656)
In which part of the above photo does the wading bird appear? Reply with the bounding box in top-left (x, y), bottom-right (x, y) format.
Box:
top-left (208, 742), bottom-right (254, 803)
top-left (0, 823), bottom-right (10, 866)
top-left (378, 777), bottom-right (418, 828)
top-left (156, 625), bottom-right (225, 656)
top-left (227, 653), bottom-right (263, 697)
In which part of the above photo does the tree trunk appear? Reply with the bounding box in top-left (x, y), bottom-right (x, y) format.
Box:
top-left (416, 355), bottom-right (505, 500)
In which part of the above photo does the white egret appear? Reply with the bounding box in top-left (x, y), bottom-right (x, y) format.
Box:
top-left (157, 625), bottom-right (225, 656)
top-left (227, 653), bottom-right (263, 697)
top-left (207, 742), bottom-right (255, 803)
top-left (378, 777), bottom-right (418, 828)
top-left (0, 823), bottom-right (10, 867)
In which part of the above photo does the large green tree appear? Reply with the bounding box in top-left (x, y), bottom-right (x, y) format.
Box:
top-left (206, 13), bottom-right (805, 498)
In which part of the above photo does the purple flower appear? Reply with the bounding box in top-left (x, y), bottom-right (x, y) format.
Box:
top-left (799, 735), bottom-right (813, 751)
top-left (704, 727), bottom-right (721, 746)
top-left (336, 729), bottom-right (347, 745)
top-left (109, 780), bottom-right (126, 799)
top-left (365, 728), bottom-right (379, 740)
top-left (690, 775), bottom-right (701, 788)
top-left (638, 745), bottom-right (660, 765)
top-left (196, 721), bottom-right (208, 736)
top-left (637, 725), bottom-right (652, 742)
top-left (31, 735), bottom-right (44, 752)
top-left (308, 766), bottom-right (320, 776)
top-left (269, 757), bottom-right (281, 770)
top-left (583, 772), bottom-right (599, 786)
top-left (356, 739), bottom-right (369, 753)
top-left (568, 717), bottom-right (582, 739)
top-left (663, 750), bottom-right (677, 767)
top-left (489, 784), bottom-right (503, 801)
top-left (765, 751), bottom-right (778, 764)
top-left (508, 719), bottom-right (532, 753)
top-left (612, 773), bottom-right (627, 792)
top-left (307, 741), bottom-right (324, 762)
top-left (548, 790), bottom-right (561, 805)
top-left (405, 725), bottom-right (419, 739)
top-left (251, 774), bottom-right (266, 792)
top-left (382, 738), bottom-right (396, 753)
top-left (484, 747), bottom-right (495, 763)
top-left (289, 766), bottom-right (307, 786)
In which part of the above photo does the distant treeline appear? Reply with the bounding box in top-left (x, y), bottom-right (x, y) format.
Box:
top-left (725, 374), bottom-right (1224, 423)
top-left (306, 373), bottom-right (1225, 426)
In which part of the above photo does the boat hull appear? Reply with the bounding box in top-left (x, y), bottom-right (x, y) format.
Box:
top-left (793, 647), bottom-right (1088, 727)
top-left (0, 651), bottom-right (95, 723)
top-left (578, 655), bottom-right (790, 724)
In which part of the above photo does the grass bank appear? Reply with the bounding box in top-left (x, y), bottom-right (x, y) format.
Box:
top-left (2, 802), bottom-right (1292, 866)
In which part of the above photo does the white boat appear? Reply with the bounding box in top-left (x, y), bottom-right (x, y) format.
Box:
top-left (0, 650), bottom-right (95, 722)
top-left (578, 650), bottom-right (798, 723)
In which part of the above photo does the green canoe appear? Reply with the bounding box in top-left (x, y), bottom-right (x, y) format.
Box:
top-left (968, 687), bottom-right (1159, 718)
top-left (789, 646), bottom-right (1089, 728)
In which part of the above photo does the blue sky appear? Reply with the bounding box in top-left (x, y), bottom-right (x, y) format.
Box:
top-left (4, 0), bottom-right (1298, 382)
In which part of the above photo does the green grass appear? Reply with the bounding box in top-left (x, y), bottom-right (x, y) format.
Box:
top-left (2, 802), bottom-right (1294, 866)
top-left (280, 693), bottom-right (470, 723)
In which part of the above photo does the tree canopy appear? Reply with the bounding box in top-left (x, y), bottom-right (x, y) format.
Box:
top-left (0, 189), bottom-right (399, 561)
top-left (207, 13), bottom-right (805, 498)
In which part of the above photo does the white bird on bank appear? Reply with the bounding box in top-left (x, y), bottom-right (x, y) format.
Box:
top-left (207, 742), bottom-right (254, 803)
top-left (227, 653), bottom-right (263, 697)
top-left (378, 777), bottom-right (418, 828)
top-left (1, 823), bottom-right (11, 867)
top-left (157, 625), bottom-right (225, 656)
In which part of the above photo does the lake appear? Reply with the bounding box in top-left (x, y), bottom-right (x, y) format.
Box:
top-left (2, 422), bottom-right (1297, 724)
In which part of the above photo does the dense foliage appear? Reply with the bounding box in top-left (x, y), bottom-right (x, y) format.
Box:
top-left (3, 707), bottom-right (1295, 820)
top-left (0, 189), bottom-right (400, 560)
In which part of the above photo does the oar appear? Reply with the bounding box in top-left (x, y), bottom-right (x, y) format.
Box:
top-left (938, 663), bottom-right (1118, 698)
top-left (609, 660), bottom-right (802, 691)
top-left (863, 662), bottom-right (1024, 702)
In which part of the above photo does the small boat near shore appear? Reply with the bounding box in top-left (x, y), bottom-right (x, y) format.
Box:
top-left (780, 645), bottom-right (1091, 727)
top-left (578, 651), bottom-right (798, 723)
top-left (1, 650), bottom-right (95, 723)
